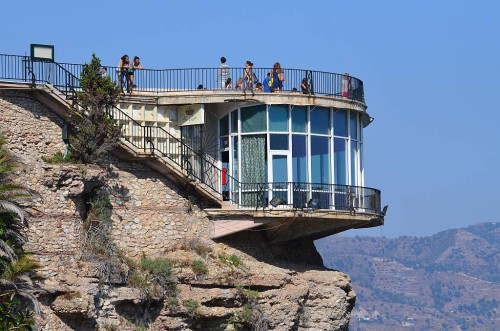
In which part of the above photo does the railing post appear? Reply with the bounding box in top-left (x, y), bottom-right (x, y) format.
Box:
top-left (309, 70), bottom-right (314, 95)
top-left (23, 56), bottom-right (36, 87)
top-left (144, 126), bottom-right (150, 153)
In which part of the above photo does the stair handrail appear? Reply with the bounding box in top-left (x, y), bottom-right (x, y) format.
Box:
top-left (44, 60), bottom-right (238, 203)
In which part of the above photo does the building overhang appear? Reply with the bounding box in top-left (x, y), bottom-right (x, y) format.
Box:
top-left (206, 207), bottom-right (384, 243)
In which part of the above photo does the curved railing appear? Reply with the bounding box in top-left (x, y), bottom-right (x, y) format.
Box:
top-left (225, 181), bottom-right (381, 214)
top-left (59, 63), bottom-right (365, 103)
top-left (0, 55), bottom-right (365, 103)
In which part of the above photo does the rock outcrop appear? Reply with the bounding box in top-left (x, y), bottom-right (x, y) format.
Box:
top-left (0, 90), bottom-right (356, 330)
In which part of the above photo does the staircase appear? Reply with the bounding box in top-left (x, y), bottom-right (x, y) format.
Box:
top-left (26, 60), bottom-right (230, 208)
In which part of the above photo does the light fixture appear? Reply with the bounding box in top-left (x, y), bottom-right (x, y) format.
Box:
top-left (381, 205), bottom-right (389, 216)
top-left (269, 196), bottom-right (285, 207)
top-left (307, 198), bottom-right (320, 210)
top-left (30, 44), bottom-right (54, 62)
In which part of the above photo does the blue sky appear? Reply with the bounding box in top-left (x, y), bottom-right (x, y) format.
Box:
top-left (2, 0), bottom-right (499, 237)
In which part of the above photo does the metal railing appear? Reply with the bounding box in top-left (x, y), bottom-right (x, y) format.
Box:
top-left (0, 54), bottom-right (381, 214)
top-left (0, 54), bottom-right (365, 103)
top-left (61, 63), bottom-right (365, 103)
top-left (225, 181), bottom-right (381, 214)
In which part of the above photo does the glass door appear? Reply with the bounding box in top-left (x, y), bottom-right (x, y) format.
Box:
top-left (269, 152), bottom-right (290, 207)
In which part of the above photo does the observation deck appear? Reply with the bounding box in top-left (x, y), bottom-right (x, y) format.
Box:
top-left (0, 54), bottom-right (385, 243)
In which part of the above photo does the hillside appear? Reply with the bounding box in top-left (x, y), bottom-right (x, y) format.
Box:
top-left (316, 223), bottom-right (500, 331)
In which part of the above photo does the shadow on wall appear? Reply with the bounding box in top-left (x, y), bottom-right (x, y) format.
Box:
top-left (218, 230), bottom-right (327, 271)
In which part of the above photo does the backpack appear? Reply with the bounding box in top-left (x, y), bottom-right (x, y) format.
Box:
top-left (252, 72), bottom-right (259, 85)
top-left (268, 76), bottom-right (274, 87)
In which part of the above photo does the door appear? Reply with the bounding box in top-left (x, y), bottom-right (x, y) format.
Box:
top-left (269, 152), bottom-right (291, 207)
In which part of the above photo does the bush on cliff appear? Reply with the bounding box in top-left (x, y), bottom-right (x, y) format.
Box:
top-left (68, 54), bottom-right (122, 164)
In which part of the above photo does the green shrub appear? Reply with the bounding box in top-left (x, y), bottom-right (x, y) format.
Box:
top-left (244, 289), bottom-right (259, 302)
top-left (219, 254), bottom-right (241, 268)
top-left (140, 257), bottom-right (173, 277)
top-left (128, 256), bottom-right (176, 299)
top-left (128, 271), bottom-right (148, 288)
top-left (1, 256), bottom-right (39, 281)
top-left (86, 193), bottom-right (112, 224)
top-left (191, 260), bottom-right (208, 275)
top-left (101, 322), bottom-right (118, 331)
top-left (42, 150), bottom-right (77, 164)
top-left (182, 299), bottom-right (199, 317)
top-left (189, 238), bottom-right (213, 257)
top-left (167, 297), bottom-right (179, 312)
top-left (0, 293), bottom-right (35, 331)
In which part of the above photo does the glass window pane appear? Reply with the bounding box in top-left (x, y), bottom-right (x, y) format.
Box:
top-left (292, 106), bottom-right (307, 133)
top-left (220, 137), bottom-right (229, 149)
top-left (269, 105), bottom-right (289, 132)
top-left (334, 138), bottom-right (347, 185)
top-left (272, 155), bottom-right (288, 183)
top-left (232, 136), bottom-right (238, 180)
top-left (231, 110), bottom-right (238, 133)
top-left (241, 135), bottom-right (267, 183)
top-left (292, 135), bottom-right (307, 182)
top-left (350, 112), bottom-right (358, 139)
top-left (241, 105), bottom-right (267, 132)
top-left (220, 114), bottom-right (229, 136)
top-left (311, 136), bottom-right (331, 184)
top-left (351, 141), bottom-right (357, 185)
top-left (270, 134), bottom-right (289, 150)
top-left (311, 107), bottom-right (330, 135)
top-left (334, 109), bottom-right (347, 137)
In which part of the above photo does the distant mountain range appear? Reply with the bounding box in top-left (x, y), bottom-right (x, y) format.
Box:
top-left (316, 222), bottom-right (499, 331)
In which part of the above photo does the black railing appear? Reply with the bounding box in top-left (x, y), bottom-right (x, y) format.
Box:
top-left (228, 182), bottom-right (381, 214)
top-left (59, 63), bottom-right (365, 103)
top-left (0, 54), bottom-right (382, 214)
top-left (0, 54), bottom-right (227, 199)
top-left (0, 55), bottom-right (364, 103)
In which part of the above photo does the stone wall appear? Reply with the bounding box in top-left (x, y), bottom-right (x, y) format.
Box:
top-left (0, 90), bottom-right (355, 331)
top-left (0, 90), bottom-right (210, 262)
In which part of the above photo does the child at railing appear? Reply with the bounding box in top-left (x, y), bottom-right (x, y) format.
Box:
top-left (235, 77), bottom-right (243, 90)
top-left (225, 77), bottom-right (232, 89)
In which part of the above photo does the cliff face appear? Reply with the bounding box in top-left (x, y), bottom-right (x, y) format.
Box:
top-left (0, 90), bottom-right (355, 330)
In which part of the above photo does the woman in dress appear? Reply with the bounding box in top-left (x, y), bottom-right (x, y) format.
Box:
top-left (244, 61), bottom-right (254, 90)
top-left (271, 62), bottom-right (283, 92)
top-left (342, 73), bottom-right (351, 98)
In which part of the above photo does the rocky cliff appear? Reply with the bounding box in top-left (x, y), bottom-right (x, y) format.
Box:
top-left (0, 89), bottom-right (355, 330)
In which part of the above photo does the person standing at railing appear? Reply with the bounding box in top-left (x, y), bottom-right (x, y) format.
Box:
top-left (244, 61), bottom-right (256, 90)
top-left (271, 62), bottom-right (284, 92)
top-left (263, 73), bottom-right (272, 93)
top-left (342, 72), bottom-right (352, 98)
top-left (217, 57), bottom-right (230, 89)
top-left (117, 55), bottom-right (130, 93)
top-left (301, 76), bottom-right (310, 94)
top-left (129, 56), bottom-right (143, 94)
